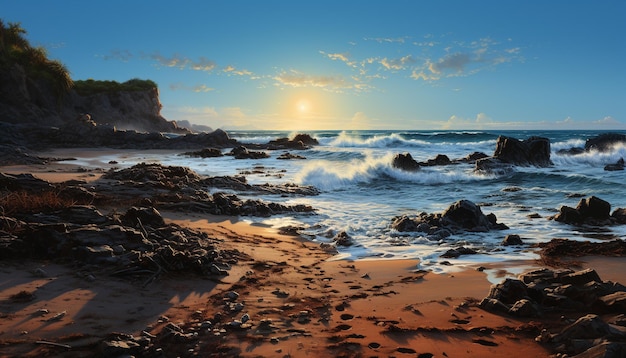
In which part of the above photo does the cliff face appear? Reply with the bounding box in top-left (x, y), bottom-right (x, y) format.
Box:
top-left (0, 63), bottom-right (186, 133)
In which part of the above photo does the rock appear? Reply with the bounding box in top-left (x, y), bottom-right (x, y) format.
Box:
top-left (333, 231), bottom-right (353, 247)
top-left (182, 147), bottom-right (223, 158)
top-left (440, 246), bottom-right (477, 258)
top-left (390, 215), bottom-right (419, 232)
top-left (561, 268), bottom-right (602, 286)
top-left (486, 278), bottom-right (529, 304)
top-left (478, 298), bottom-right (510, 314)
top-left (612, 208), bottom-right (626, 224)
top-left (585, 133), bottom-right (626, 152)
top-left (576, 196), bottom-right (611, 220)
top-left (0, 172), bottom-right (53, 192)
top-left (421, 154), bottom-right (452, 166)
top-left (598, 292), bottom-right (626, 311)
top-left (502, 234), bottom-right (524, 246)
top-left (392, 153), bottom-right (420, 171)
top-left (493, 135), bottom-right (553, 167)
top-left (277, 152), bottom-right (306, 160)
top-left (121, 207), bottom-right (165, 228)
top-left (551, 196), bottom-right (614, 225)
top-left (553, 314), bottom-right (626, 342)
top-left (557, 147), bottom-right (586, 156)
top-left (441, 200), bottom-right (491, 231)
top-left (228, 146), bottom-right (269, 159)
top-left (267, 134), bottom-right (318, 149)
top-left (463, 151), bottom-right (489, 163)
top-left (508, 298), bottom-right (541, 317)
top-left (604, 157), bottom-right (625, 171)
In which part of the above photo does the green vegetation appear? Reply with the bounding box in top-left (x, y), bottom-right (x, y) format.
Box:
top-left (73, 78), bottom-right (158, 96)
top-left (0, 19), bottom-right (158, 102)
top-left (0, 20), bottom-right (73, 103)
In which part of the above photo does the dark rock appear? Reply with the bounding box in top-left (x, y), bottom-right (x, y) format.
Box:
top-left (552, 205), bottom-right (583, 224)
top-left (390, 215), bottom-right (419, 232)
top-left (440, 246), bottom-right (477, 258)
top-left (553, 314), bottom-right (626, 342)
top-left (474, 157), bottom-right (515, 175)
top-left (508, 298), bottom-right (541, 317)
top-left (502, 234), bottom-right (524, 246)
top-left (561, 268), bottom-right (602, 286)
top-left (182, 147), bottom-right (223, 158)
top-left (557, 147), bottom-right (586, 155)
top-left (576, 196), bottom-right (611, 220)
top-left (479, 297), bottom-right (510, 314)
top-left (121, 207), bottom-right (165, 228)
top-left (392, 152), bottom-right (420, 171)
top-left (421, 154), bottom-right (452, 166)
top-left (228, 146), bottom-right (269, 159)
top-left (441, 200), bottom-right (491, 231)
top-left (0, 172), bottom-right (53, 192)
top-left (604, 157), bottom-right (625, 171)
top-left (612, 208), bottom-right (626, 224)
top-left (551, 196), bottom-right (613, 225)
top-left (463, 152), bottom-right (489, 163)
top-left (486, 278), bottom-right (529, 304)
top-left (585, 133), bottom-right (626, 152)
top-left (277, 152), bottom-right (306, 160)
top-left (267, 134), bottom-right (318, 149)
top-left (333, 231), bottom-right (353, 247)
top-left (598, 292), bottom-right (626, 311)
top-left (493, 135), bottom-right (553, 167)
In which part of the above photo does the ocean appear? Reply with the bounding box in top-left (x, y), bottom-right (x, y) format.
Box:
top-left (75, 130), bottom-right (626, 274)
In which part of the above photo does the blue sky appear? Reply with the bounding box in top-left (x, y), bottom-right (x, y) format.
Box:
top-left (3, 0), bottom-right (625, 130)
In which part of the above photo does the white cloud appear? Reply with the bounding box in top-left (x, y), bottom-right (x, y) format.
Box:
top-left (274, 70), bottom-right (352, 90)
top-left (169, 83), bottom-right (215, 92)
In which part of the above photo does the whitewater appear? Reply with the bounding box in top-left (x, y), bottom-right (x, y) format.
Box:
top-left (69, 130), bottom-right (626, 273)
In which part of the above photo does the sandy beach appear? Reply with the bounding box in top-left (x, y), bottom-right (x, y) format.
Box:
top-left (2, 156), bottom-right (626, 357)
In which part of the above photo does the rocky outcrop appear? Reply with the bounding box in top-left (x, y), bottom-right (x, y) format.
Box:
top-left (475, 136), bottom-right (552, 174)
top-left (480, 268), bottom-right (626, 357)
top-left (550, 196), bottom-right (626, 226)
top-left (493, 135), bottom-right (552, 166)
top-left (585, 133), bottom-right (626, 152)
top-left (390, 200), bottom-right (508, 240)
top-left (392, 153), bottom-right (420, 171)
top-left (605, 157), bottom-right (625, 171)
top-left (267, 134), bottom-right (319, 149)
top-left (227, 146), bottom-right (270, 159)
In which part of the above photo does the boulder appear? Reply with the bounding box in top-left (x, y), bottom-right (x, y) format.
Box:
top-left (493, 135), bottom-right (552, 167)
top-left (585, 133), bottom-right (626, 152)
top-left (121, 207), bottom-right (165, 228)
top-left (391, 215), bottom-right (419, 232)
top-left (441, 200), bottom-right (491, 231)
top-left (392, 153), bottom-right (420, 171)
top-left (182, 148), bottom-right (223, 158)
top-left (552, 196), bottom-right (613, 225)
top-left (576, 196), bottom-right (611, 220)
top-left (502, 234), bottom-right (524, 246)
top-left (486, 278), bottom-right (529, 304)
top-left (333, 231), bottom-right (353, 247)
top-left (604, 157), bottom-right (625, 171)
top-left (228, 146), bottom-right (269, 159)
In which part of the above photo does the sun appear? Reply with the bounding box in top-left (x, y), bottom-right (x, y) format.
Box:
top-left (296, 99), bottom-right (311, 114)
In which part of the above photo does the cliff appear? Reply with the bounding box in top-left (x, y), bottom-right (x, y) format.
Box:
top-left (0, 62), bottom-right (187, 134)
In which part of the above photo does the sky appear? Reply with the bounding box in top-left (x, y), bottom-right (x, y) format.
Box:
top-left (2, 0), bottom-right (625, 131)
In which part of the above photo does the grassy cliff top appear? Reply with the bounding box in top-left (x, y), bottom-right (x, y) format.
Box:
top-left (73, 78), bottom-right (158, 96)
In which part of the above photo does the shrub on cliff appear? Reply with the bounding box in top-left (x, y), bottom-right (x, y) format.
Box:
top-left (73, 78), bottom-right (159, 96)
top-left (0, 20), bottom-right (73, 104)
